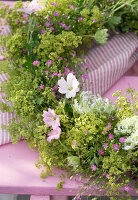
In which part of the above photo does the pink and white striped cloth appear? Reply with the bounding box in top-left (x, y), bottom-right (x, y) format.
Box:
top-left (82, 32), bottom-right (138, 95)
top-left (0, 32), bottom-right (138, 146)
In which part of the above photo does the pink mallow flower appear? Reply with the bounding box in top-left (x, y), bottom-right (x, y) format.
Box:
top-left (43, 108), bottom-right (60, 129)
top-left (47, 127), bottom-right (61, 143)
top-left (113, 143), bottom-right (120, 151)
top-left (119, 137), bottom-right (126, 143)
top-left (98, 149), bottom-right (104, 155)
top-left (91, 164), bottom-right (97, 171)
top-left (109, 133), bottom-right (114, 140)
top-left (33, 60), bottom-right (39, 66)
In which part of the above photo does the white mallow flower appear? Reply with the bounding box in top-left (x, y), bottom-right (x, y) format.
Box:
top-left (58, 73), bottom-right (80, 99)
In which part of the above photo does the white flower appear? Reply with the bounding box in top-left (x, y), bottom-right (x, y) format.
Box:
top-left (58, 73), bottom-right (80, 99)
top-left (17, 0), bottom-right (44, 14)
top-left (114, 116), bottom-right (138, 150)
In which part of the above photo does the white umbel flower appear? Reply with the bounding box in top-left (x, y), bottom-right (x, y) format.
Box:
top-left (58, 73), bottom-right (80, 99)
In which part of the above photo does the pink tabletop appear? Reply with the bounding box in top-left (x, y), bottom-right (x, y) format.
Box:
top-left (0, 76), bottom-right (137, 196)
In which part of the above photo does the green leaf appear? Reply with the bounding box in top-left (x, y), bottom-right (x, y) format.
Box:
top-left (108, 16), bottom-right (121, 25)
top-left (94, 29), bottom-right (108, 44)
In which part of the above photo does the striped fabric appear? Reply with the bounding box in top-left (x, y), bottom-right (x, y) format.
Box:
top-left (81, 32), bottom-right (138, 95)
top-left (0, 73), bottom-right (16, 145)
top-left (0, 32), bottom-right (138, 145)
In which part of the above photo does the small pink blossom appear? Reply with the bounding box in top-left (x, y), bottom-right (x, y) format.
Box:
top-left (72, 53), bottom-right (76, 56)
top-left (45, 60), bottom-right (53, 66)
top-left (78, 17), bottom-right (83, 21)
top-left (73, 140), bottom-right (76, 147)
top-left (28, 19), bottom-right (31, 23)
top-left (103, 130), bottom-right (107, 134)
top-left (39, 85), bottom-right (44, 90)
top-left (113, 143), bottom-right (120, 151)
top-left (93, 19), bottom-right (98, 23)
top-left (109, 133), bottom-right (114, 140)
top-left (33, 60), bottom-right (39, 66)
top-left (98, 149), bottom-right (104, 155)
top-left (103, 12), bottom-right (106, 16)
top-left (91, 164), bottom-right (97, 171)
top-left (19, 65), bottom-right (22, 68)
top-left (53, 85), bottom-right (58, 91)
top-left (85, 129), bottom-right (88, 135)
top-left (44, 71), bottom-right (49, 74)
top-left (53, 11), bottom-right (60, 16)
top-left (69, 5), bottom-right (74, 9)
top-left (45, 22), bottom-right (51, 27)
top-left (51, 2), bottom-right (58, 6)
top-left (103, 143), bottom-right (108, 149)
top-left (43, 108), bottom-right (60, 129)
top-left (106, 174), bottom-right (109, 179)
top-left (124, 185), bottom-right (130, 192)
top-left (47, 127), bottom-right (61, 143)
top-left (49, 27), bottom-right (54, 31)
top-left (41, 30), bottom-right (46, 34)
top-left (22, 21), bottom-right (26, 24)
top-left (58, 57), bottom-right (63, 60)
top-left (106, 123), bottom-right (111, 131)
top-left (23, 13), bottom-right (28, 19)
top-left (119, 137), bottom-right (126, 143)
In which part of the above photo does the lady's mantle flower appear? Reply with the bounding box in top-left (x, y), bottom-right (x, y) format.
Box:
top-left (113, 143), bottom-right (120, 151)
top-left (58, 73), bottom-right (80, 99)
top-left (43, 108), bottom-right (60, 129)
top-left (119, 137), bottom-right (126, 143)
top-left (47, 127), bottom-right (61, 143)
top-left (109, 133), bottom-right (114, 140)
top-left (91, 164), bottom-right (97, 171)
top-left (33, 60), bottom-right (39, 66)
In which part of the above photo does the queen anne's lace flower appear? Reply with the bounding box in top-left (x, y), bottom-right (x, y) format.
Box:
top-left (58, 73), bottom-right (80, 99)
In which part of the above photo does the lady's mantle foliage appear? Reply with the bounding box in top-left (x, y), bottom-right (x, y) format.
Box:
top-left (0, 0), bottom-right (138, 199)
